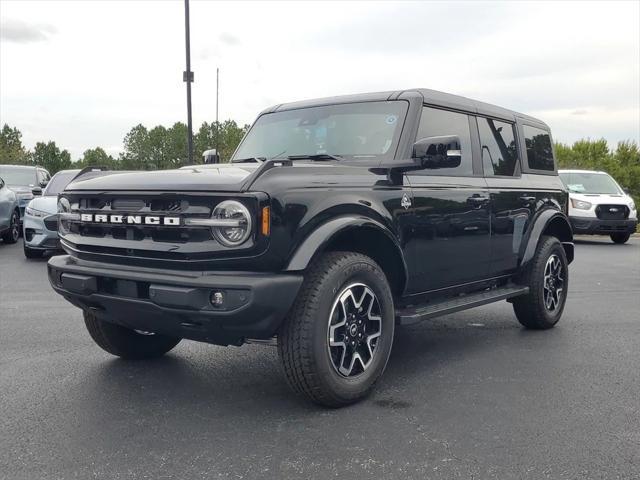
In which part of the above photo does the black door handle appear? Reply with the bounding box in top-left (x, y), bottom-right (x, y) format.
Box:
top-left (466, 195), bottom-right (489, 209)
top-left (519, 195), bottom-right (536, 204)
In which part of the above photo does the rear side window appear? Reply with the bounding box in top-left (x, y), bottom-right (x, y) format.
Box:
top-left (523, 125), bottom-right (554, 171)
top-left (478, 118), bottom-right (519, 176)
top-left (416, 106), bottom-right (473, 176)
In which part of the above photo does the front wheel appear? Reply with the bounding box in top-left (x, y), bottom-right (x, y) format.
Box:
top-left (278, 251), bottom-right (395, 407)
top-left (83, 311), bottom-right (181, 359)
top-left (512, 236), bottom-right (568, 329)
top-left (610, 232), bottom-right (631, 244)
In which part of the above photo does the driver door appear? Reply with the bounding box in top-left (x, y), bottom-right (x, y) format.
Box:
top-left (402, 106), bottom-right (491, 294)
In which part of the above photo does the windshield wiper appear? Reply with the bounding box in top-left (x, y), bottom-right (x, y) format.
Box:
top-left (232, 157), bottom-right (266, 163)
top-left (287, 153), bottom-right (343, 161)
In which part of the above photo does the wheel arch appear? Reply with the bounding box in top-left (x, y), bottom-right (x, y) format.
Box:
top-left (520, 210), bottom-right (574, 267)
top-left (284, 216), bottom-right (408, 297)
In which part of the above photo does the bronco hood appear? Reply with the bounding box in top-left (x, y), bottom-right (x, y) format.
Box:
top-left (64, 164), bottom-right (260, 192)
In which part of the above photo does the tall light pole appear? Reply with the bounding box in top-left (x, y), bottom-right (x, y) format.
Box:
top-left (215, 67), bottom-right (219, 157)
top-left (183, 0), bottom-right (194, 164)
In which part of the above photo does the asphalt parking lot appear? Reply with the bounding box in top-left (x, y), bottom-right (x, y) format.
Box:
top-left (1, 237), bottom-right (639, 480)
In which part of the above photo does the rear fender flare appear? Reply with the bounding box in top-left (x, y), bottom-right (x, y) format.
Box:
top-left (520, 210), bottom-right (574, 267)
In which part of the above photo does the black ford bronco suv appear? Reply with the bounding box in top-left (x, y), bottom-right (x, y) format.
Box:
top-left (49, 89), bottom-right (574, 407)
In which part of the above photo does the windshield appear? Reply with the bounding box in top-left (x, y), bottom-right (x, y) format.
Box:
top-left (44, 170), bottom-right (78, 196)
top-left (559, 172), bottom-right (622, 195)
top-left (0, 166), bottom-right (37, 186)
top-left (232, 101), bottom-right (408, 161)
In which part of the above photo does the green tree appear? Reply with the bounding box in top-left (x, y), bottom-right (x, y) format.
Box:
top-left (0, 124), bottom-right (29, 165)
top-left (121, 124), bottom-right (151, 170)
top-left (194, 120), bottom-right (249, 163)
top-left (78, 147), bottom-right (116, 169)
top-left (31, 141), bottom-right (72, 174)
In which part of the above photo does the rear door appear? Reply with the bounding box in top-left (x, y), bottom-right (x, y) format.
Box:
top-left (477, 116), bottom-right (532, 275)
top-left (403, 106), bottom-right (491, 294)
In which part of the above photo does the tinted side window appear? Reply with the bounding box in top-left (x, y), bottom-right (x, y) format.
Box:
top-left (478, 118), bottom-right (519, 176)
top-left (523, 125), bottom-right (554, 171)
top-left (416, 107), bottom-right (473, 176)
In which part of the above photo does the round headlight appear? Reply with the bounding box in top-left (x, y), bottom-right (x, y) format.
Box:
top-left (57, 197), bottom-right (71, 234)
top-left (211, 200), bottom-right (252, 246)
top-left (58, 197), bottom-right (70, 213)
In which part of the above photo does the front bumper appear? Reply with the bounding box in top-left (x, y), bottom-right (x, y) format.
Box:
top-left (48, 255), bottom-right (303, 346)
top-left (569, 216), bottom-right (637, 235)
top-left (23, 214), bottom-right (60, 250)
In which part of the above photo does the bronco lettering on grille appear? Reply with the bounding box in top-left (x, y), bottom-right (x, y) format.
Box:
top-left (79, 214), bottom-right (180, 226)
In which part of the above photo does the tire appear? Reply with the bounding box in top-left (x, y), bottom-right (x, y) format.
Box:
top-left (278, 251), bottom-right (395, 407)
top-left (83, 310), bottom-right (181, 359)
top-left (23, 243), bottom-right (43, 259)
top-left (610, 232), bottom-right (631, 244)
top-left (1, 210), bottom-right (20, 244)
top-left (512, 235), bottom-right (568, 330)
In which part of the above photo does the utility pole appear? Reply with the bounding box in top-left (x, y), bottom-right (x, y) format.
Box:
top-left (215, 68), bottom-right (219, 157)
top-left (183, 0), bottom-right (194, 164)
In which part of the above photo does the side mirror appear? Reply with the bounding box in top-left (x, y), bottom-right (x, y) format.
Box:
top-left (32, 187), bottom-right (43, 196)
top-left (412, 135), bottom-right (462, 169)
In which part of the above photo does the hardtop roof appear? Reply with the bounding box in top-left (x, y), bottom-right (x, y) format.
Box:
top-left (264, 88), bottom-right (549, 129)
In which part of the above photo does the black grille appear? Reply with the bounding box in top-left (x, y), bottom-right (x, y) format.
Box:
top-left (59, 192), bottom-right (261, 265)
top-left (595, 204), bottom-right (629, 220)
top-left (44, 215), bottom-right (58, 231)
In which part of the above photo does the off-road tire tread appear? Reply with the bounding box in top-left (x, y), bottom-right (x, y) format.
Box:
top-left (278, 251), bottom-right (391, 407)
top-left (513, 235), bottom-right (567, 330)
top-left (83, 310), bottom-right (180, 359)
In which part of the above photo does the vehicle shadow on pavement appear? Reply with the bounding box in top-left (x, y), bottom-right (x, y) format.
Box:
top-left (69, 307), bottom-right (566, 425)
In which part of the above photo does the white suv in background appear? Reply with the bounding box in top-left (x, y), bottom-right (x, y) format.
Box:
top-left (559, 170), bottom-right (637, 244)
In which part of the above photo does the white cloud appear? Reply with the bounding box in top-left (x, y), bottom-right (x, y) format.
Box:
top-left (0, 0), bottom-right (638, 159)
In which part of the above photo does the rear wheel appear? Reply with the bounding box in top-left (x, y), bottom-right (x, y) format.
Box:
top-left (83, 310), bottom-right (181, 359)
top-left (610, 232), bottom-right (631, 244)
top-left (278, 251), bottom-right (395, 407)
top-left (1, 210), bottom-right (19, 244)
top-left (513, 236), bottom-right (568, 329)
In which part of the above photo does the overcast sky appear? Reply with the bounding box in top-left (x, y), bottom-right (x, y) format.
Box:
top-left (1, 0), bottom-right (639, 159)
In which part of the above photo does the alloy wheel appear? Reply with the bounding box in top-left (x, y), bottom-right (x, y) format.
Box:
top-left (11, 212), bottom-right (19, 242)
top-left (543, 254), bottom-right (564, 312)
top-left (327, 283), bottom-right (382, 377)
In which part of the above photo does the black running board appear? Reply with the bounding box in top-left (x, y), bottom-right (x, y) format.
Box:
top-left (396, 285), bottom-right (529, 326)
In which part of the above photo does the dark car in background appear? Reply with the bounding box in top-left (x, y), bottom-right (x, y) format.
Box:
top-left (0, 165), bottom-right (51, 223)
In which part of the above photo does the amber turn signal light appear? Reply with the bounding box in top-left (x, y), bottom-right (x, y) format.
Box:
top-left (261, 206), bottom-right (270, 236)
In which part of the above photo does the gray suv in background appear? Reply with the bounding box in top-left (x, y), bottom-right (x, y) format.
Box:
top-left (0, 176), bottom-right (20, 244)
top-left (23, 169), bottom-right (80, 258)
top-left (0, 165), bottom-right (51, 222)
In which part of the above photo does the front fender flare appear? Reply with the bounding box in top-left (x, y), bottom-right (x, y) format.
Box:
top-left (520, 210), bottom-right (574, 266)
top-left (285, 215), bottom-right (406, 273)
